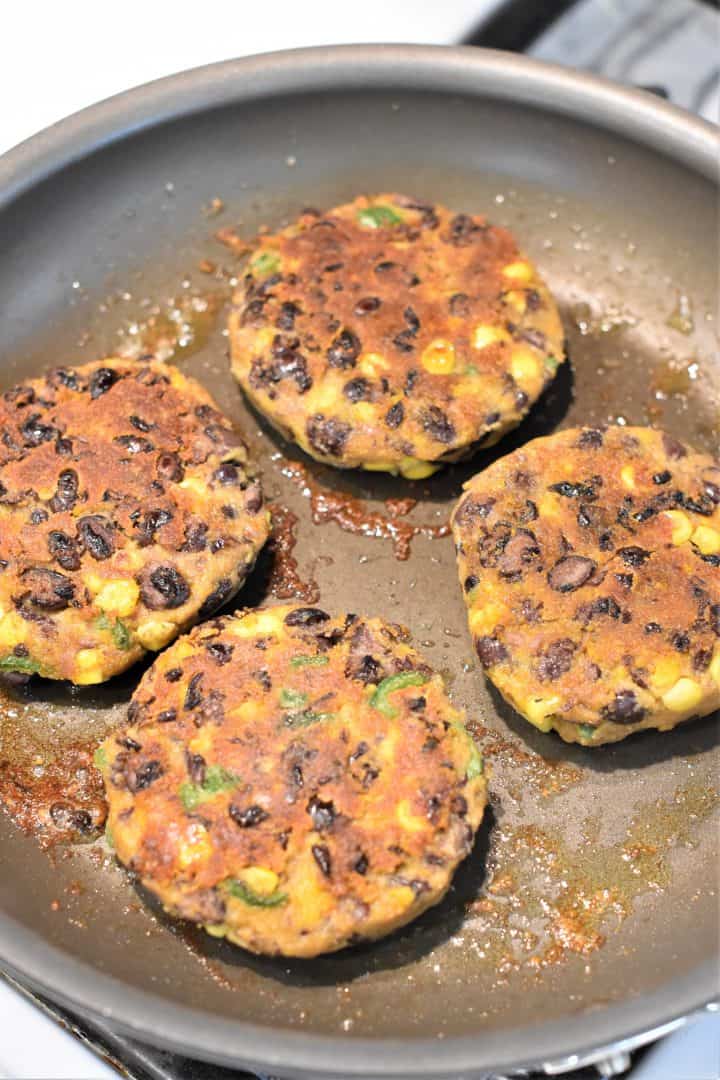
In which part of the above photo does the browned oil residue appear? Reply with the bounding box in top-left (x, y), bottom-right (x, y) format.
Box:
top-left (266, 503), bottom-right (320, 603)
top-left (172, 923), bottom-right (243, 993)
top-left (571, 300), bottom-right (637, 340)
top-left (214, 225), bottom-right (250, 256)
top-left (281, 460), bottom-right (450, 560)
top-left (468, 779), bottom-right (718, 974)
top-left (652, 357), bottom-right (695, 397)
top-left (204, 197), bottom-right (225, 219)
top-left (665, 293), bottom-right (695, 335)
top-left (117, 289), bottom-right (226, 363)
top-left (0, 741), bottom-right (106, 848)
top-left (473, 723), bottom-right (582, 797)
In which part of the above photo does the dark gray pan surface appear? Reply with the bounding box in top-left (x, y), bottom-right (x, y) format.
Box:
top-left (0, 46), bottom-right (717, 1079)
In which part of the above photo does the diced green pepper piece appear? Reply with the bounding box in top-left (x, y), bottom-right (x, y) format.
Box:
top-left (289, 654), bottom-right (330, 668)
top-left (203, 765), bottom-right (241, 792)
top-left (250, 250), bottom-right (281, 277)
top-left (578, 723), bottom-right (596, 743)
top-left (467, 752), bottom-right (484, 780)
top-left (370, 671), bottom-right (429, 717)
top-left (356, 205), bottom-right (403, 229)
top-left (93, 745), bottom-right (108, 771)
top-left (223, 879), bottom-right (288, 907)
top-left (104, 822), bottom-right (115, 849)
top-left (112, 620), bottom-right (131, 650)
top-left (281, 684), bottom-right (334, 728)
top-left (280, 688), bottom-right (308, 709)
top-left (179, 764), bottom-right (240, 811)
top-left (545, 355), bottom-right (560, 372)
top-left (96, 613), bottom-right (132, 650)
top-left (464, 735), bottom-right (484, 779)
top-left (0, 653), bottom-right (43, 675)
top-left (462, 364), bottom-right (479, 377)
top-left (284, 709), bottom-right (335, 728)
top-left (179, 782), bottom-right (204, 812)
top-left (448, 719), bottom-right (483, 780)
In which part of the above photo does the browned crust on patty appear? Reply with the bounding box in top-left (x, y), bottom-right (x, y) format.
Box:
top-left (0, 359), bottom-right (269, 683)
top-left (98, 604), bottom-right (487, 956)
top-left (229, 194), bottom-right (564, 477)
top-left (452, 426), bottom-right (720, 744)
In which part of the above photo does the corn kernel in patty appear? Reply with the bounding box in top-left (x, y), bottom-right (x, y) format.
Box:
top-left (421, 340), bottom-right (456, 375)
top-left (664, 510), bottom-right (693, 545)
top-left (95, 579), bottom-right (140, 617)
top-left (502, 260), bottom-right (533, 281)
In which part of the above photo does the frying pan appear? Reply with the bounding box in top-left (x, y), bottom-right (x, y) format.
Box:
top-left (0, 45), bottom-right (717, 1080)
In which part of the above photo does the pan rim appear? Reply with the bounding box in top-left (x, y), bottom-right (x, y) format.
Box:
top-left (0, 42), bottom-right (717, 1075)
top-left (0, 918), bottom-right (716, 1076)
top-left (0, 43), bottom-right (716, 204)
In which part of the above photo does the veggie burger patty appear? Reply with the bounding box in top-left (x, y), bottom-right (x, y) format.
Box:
top-left (0, 359), bottom-right (269, 684)
top-left (229, 193), bottom-right (564, 478)
top-left (452, 426), bottom-right (720, 745)
top-left (97, 604), bottom-right (487, 957)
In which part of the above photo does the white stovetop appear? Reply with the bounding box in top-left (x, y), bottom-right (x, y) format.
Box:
top-left (0, 2), bottom-right (717, 1077)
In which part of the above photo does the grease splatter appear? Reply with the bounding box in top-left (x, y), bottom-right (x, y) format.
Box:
top-left (281, 460), bottom-right (450, 560)
top-left (266, 503), bottom-right (320, 603)
top-left (468, 779), bottom-right (718, 973)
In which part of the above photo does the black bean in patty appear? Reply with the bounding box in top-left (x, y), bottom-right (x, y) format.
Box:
top-left (354, 297), bottom-right (381, 316)
top-left (49, 468), bottom-right (79, 512)
top-left (343, 377), bottom-right (372, 403)
top-left (602, 689), bottom-right (645, 724)
top-left (307, 796), bottom-right (337, 831)
top-left (306, 415), bottom-right (351, 457)
top-left (229, 804), bottom-right (269, 828)
top-left (547, 556), bottom-right (596, 592)
top-left (198, 579), bottom-right (234, 619)
top-left (20, 413), bottom-right (56, 447)
top-left (89, 367), bottom-right (120, 399)
top-left (475, 636), bottom-right (508, 666)
top-left (326, 328), bottom-right (361, 369)
top-left (385, 401), bottom-right (404, 428)
top-left (47, 530), bottom-right (82, 571)
top-left (18, 567), bottom-right (75, 611)
top-left (536, 638), bottom-right (576, 681)
top-left (156, 451), bottom-right (185, 483)
top-left (78, 515), bottom-right (115, 560)
top-left (139, 565), bottom-right (191, 610)
top-left (285, 607), bottom-right (330, 628)
top-left (312, 844), bottom-right (332, 877)
top-left (422, 406), bottom-right (455, 445)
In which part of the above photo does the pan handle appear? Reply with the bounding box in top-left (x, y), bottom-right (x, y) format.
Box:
top-left (538, 1002), bottom-right (718, 1077)
top-left (460, 0), bottom-right (671, 104)
top-left (460, 0), bottom-right (578, 53)
top-left (462, 0), bottom-right (720, 118)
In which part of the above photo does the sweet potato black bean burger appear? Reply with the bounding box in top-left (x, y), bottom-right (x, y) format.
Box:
top-left (229, 194), bottom-right (564, 477)
top-left (0, 359), bottom-right (269, 684)
top-left (452, 426), bottom-right (720, 745)
top-left (96, 605), bottom-right (487, 957)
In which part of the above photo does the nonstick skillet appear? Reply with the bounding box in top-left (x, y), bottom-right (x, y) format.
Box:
top-left (0, 45), bottom-right (717, 1080)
